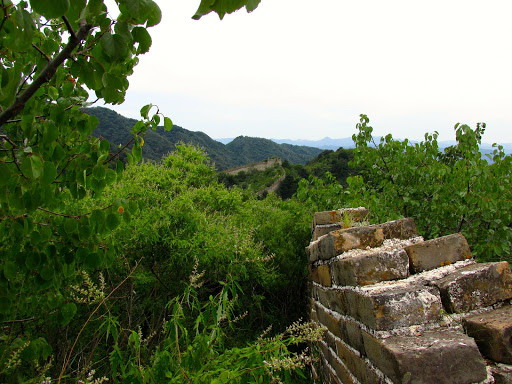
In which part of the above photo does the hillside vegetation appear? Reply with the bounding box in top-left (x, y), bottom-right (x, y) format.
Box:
top-left (87, 107), bottom-right (323, 170)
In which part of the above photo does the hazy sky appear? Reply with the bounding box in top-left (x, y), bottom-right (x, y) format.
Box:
top-left (102, 0), bottom-right (512, 143)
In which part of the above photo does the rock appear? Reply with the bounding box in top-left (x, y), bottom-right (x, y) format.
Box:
top-left (335, 338), bottom-right (382, 384)
top-left (363, 330), bottom-right (488, 384)
top-left (463, 305), bottom-right (512, 364)
top-left (346, 283), bottom-right (443, 331)
top-left (310, 264), bottom-right (332, 287)
top-left (404, 233), bottom-right (472, 273)
top-left (489, 363), bottom-right (512, 384)
top-left (313, 223), bottom-right (343, 241)
top-left (307, 218), bottom-right (418, 262)
top-left (330, 247), bottom-right (409, 286)
top-left (313, 207), bottom-right (369, 227)
top-left (433, 262), bottom-right (512, 313)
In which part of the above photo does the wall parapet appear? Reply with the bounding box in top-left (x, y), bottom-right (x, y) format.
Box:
top-left (307, 208), bottom-right (512, 384)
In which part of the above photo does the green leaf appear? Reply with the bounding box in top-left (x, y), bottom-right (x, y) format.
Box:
top-left (20, 155), bottom-right (44, 179)
top-left (3, 262), bottom-right (17, 281)
top-left (146, 1), bottom-right (162, 27)
top-left (42, 162), bottom-right (57, 185)
top-left (85, 252), bottom-right (102, 269)
top-left (164, 116), bottom-right (173, 131)
top-left (64, 219), bottom-right (79, 234)
top-left (100, 33), bottom-right (128, 60)
top-left (93, 164), bottom-right (106, 180)
top-left (106, 213), bottom-right (121, 231)
top-left (30, 0), bottom-right (70, 19)
top-left (132, 27), bottom-right (152, 53)
top-left (140, 104), bottom-right (152, 119)
top-left (48, 86), bottom-right (59, 100)
top-left (60, 302), bottom-right (77, 325)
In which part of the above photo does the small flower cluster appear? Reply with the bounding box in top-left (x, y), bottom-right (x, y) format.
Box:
top-left (4, 340), bottom-right (29, 371)
top-left (189, 256), bottom-right (205, 289)
top-left (264, 348), bottom-right (314, 384)
top-left (70, 271), bottom-right (106, 304)
top-left (77, 370), bottom-right (109, 384)
top-left (284, 319), bottom-right (327, 344)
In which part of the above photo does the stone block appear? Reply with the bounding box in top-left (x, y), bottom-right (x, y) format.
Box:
top-left (313, 285), bottom-right (350, 315)
top-left (433, 261), bottom-right (512, 313)
top-left (339, 317), bottom-right (365, 355)
top-left (404, 233), bottom-right (472, 273)
top-left (463, 305), bottom-right (512, 364)
top-left (316, 305), bottom-right (342, 339)
top-left (331, 247), bottom-right (409, 286)
top-left (490, 364), bottom-right (512, 384)
top-left (363, 330), bottom-right (487, 384)
top-left (310, 264), bottom-right (332, 287)
top-left (335, 339), bottom-right (382, 384)
top-left (313, 223), bottom-right (343, 241)
top-left (307, 218), bottom-right (418, 262)
top-left (313, 207), bottom-right (369, 227)
top-left (330, 355), bottom-right (357, 384)
top-left (345, 283), bottom-right (443, 331)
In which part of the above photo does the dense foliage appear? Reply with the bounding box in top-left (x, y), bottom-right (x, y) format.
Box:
top-left (297, 115), bottom-right (512, 263)
top-left (0, 0), bottom-right (325, 383)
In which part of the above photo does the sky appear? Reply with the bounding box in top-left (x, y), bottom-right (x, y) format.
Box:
top-left (102, 0), bottom-right (512, 144)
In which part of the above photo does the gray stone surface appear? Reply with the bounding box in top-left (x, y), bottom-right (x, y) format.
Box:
top-left (307, 218), bottom-right (418, 262)
top-left (335, 339), bottom-right (382, 384)
top-left (463, 305), bottom-right (512, 364)
top-left (404, 233), bottom-right (472, 273)
top-left (313, 223), bottom-right (344, 241)
top-left (363, 330), bottom-right (488, 384)
top-left (331, 247), bottom-right (409, 286)
top-left (433, 261), bottom-right (512, 313)
top-left (490, 364), bottom-right (512, 384)
top-left (346, 283), bottom-right (443, 331)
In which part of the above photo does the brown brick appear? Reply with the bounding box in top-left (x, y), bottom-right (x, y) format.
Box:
top-left (345, 283), bottom-right (443, 331)
top-left (339, 317), bottom-right (365, 355)
top-left (313, 207), bottom-right (369, 227)
top-left (363, 330), bottom-right (487, 384)
top-left (312, 285), bottom-right (350, 315)
top-left (404, 233), bottom-right (472, 273)
top-left (330, 247), bottom-right (409, 287)
top-left (335, 339), bottom-right (382, 384)
top-left (433, 261), bottom-right (512, 313)
top-left (316, 304), bottom-right (342, 339)
top-left (310, 264), bottom-right (332, 287)
top-left (463, 305), bottom-right (512, 364)
top-left (307, 218), bottom-right (417, 262)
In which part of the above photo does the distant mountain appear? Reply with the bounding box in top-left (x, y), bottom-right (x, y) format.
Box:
top-left (271, 137), bottom-right (356, 151)
top-left (86, 107), bottom-right (322, 170)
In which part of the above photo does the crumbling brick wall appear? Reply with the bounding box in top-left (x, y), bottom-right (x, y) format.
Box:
top-left (307, 208), bottom-right (512, 384)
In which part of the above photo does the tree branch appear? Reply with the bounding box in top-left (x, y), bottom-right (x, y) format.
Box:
top-left (0, 21), bottom-right (93, 128)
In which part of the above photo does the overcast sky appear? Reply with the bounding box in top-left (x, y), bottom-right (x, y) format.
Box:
top-left (102, 0), bottom-right (512, 143)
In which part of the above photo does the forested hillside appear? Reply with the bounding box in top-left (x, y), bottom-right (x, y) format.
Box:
top-left (87, 107), bottom-right (323, 169)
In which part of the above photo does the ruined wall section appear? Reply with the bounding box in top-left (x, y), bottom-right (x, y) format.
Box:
top-left (307, 208), bottom-right (512, 384)
top-left (223, 157), bottom-right (282, 175)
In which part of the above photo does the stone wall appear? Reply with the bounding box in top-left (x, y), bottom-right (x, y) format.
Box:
top-left (306, 208), bottom-right (512, 384)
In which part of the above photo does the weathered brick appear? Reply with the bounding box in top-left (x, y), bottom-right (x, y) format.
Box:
top-left (339, 317), bottom-right (365, 355)
top-left (490, 363), bottom-right (512, 384)
top-left (463, 305), bottom-right (512, 364)
top-left (335, 339), bottom-right (382, 384)
top-left (404, 233), bottom-right (472, 273)
top-left (433, 261), bottom-right (512, 313)
top-left (306, 218), bottom-right (417, 262)
top-left (316, 305), bottom-right (342, 339)
top-left (330, 247), bottom-right (409, 286)
top-left (310, 264), bottom-right (332, 287)
top-left (345, 283), bottom-right (443, 331)
top-left (363, 330), bottom-right (487, 384)
top-left (313, 207), bottom-right (369, 227)
top-left (330, 355), bottom-right (357, 384)
top-left (313, 223), bottom-right (344, 241)
top-left (312, 285), bottom-right (350, 315)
